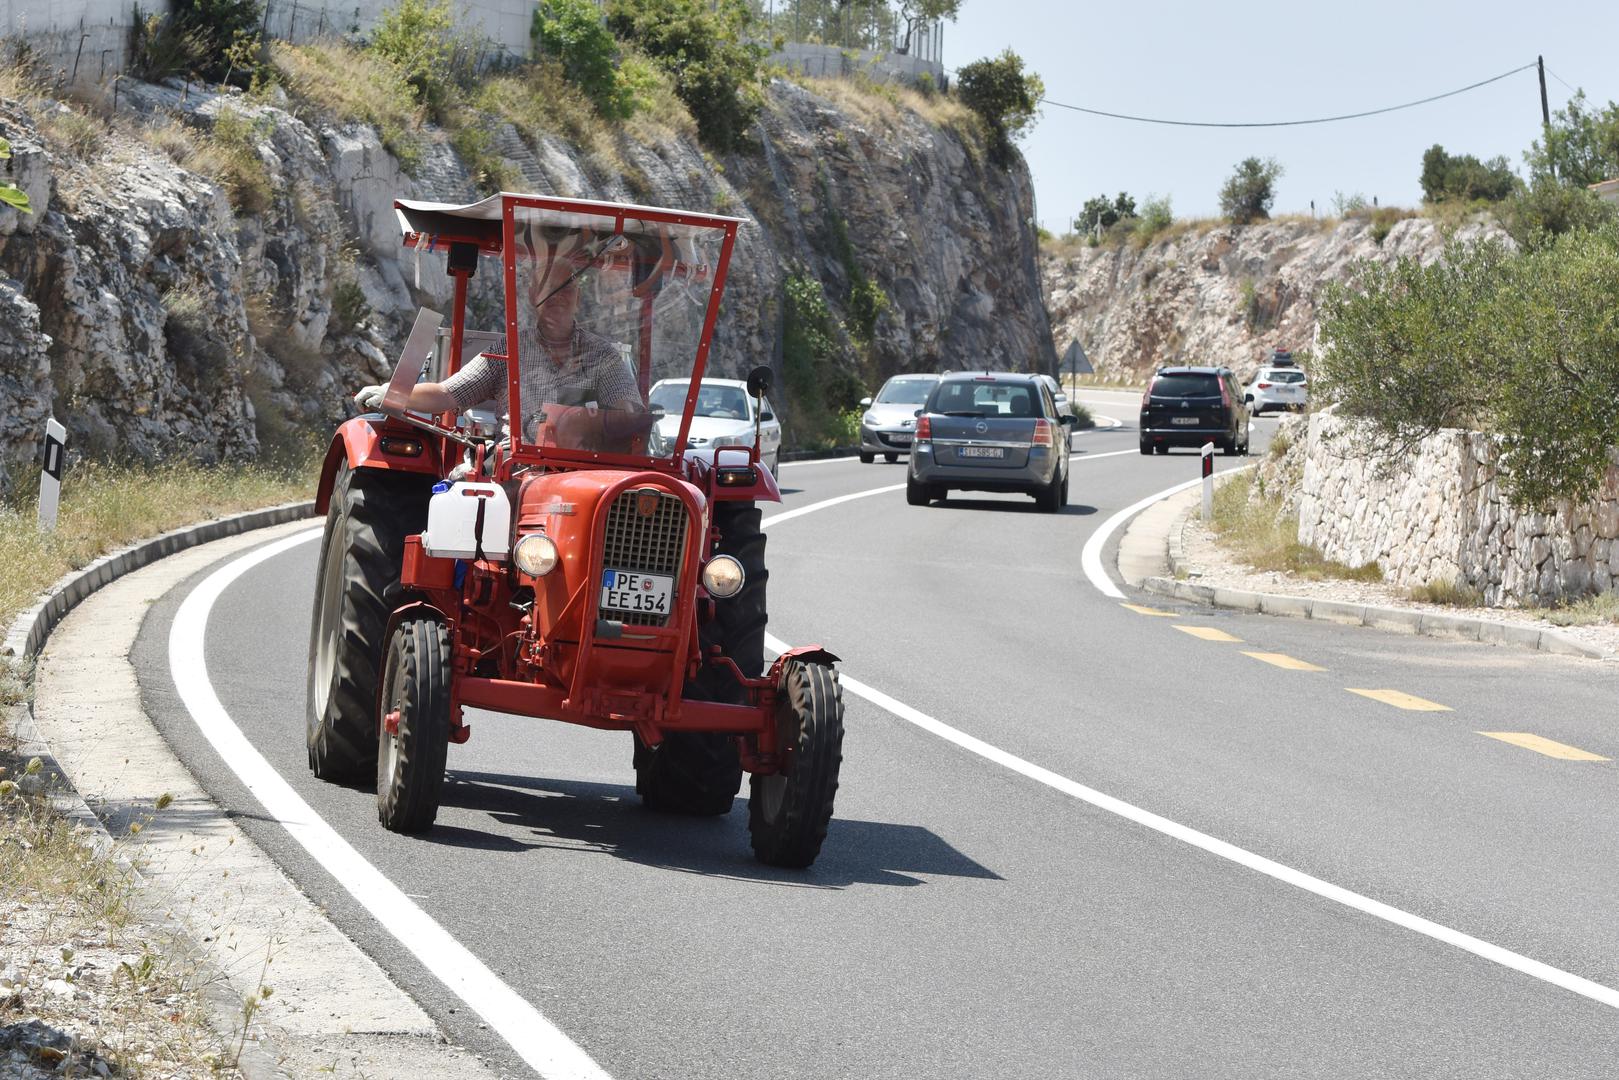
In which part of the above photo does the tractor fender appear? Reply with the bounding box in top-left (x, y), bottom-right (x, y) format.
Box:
top-left (682, 447), bottom-right (782, 504)
top-left (770, 645), bottom-right (840, 675)
top-left (315, 415), bottom-right (448, 514)
top-left (374, 600), bottom-right (453, 722)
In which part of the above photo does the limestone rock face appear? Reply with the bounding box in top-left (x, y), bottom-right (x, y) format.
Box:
top-left (0, 74), bottom-right (1052, 486)
top-left (1042, 216), bottom-right (1504, 384)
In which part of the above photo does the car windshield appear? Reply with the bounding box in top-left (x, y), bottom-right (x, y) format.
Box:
top-left (648, 381), bottom-right (749, 419)
top-left (875, 377), bottom-right (937, 405)
top-left (1151, 373), bottom-right (1221, 397)
top-left (928, 380), bottom-right (1039, 417)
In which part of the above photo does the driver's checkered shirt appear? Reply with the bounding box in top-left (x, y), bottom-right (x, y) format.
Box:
top-left (441, 325), bottom-right (639, 437)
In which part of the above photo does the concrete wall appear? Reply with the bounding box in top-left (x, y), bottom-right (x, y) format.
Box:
top-left (772, 42), bottom-right (944, 88)
top-left (1294, 411), bottom-right (1619, 606)
top-left (0, 0), bottom-right (136, 86)
top-left (260, 0), bottom-right (533, 60)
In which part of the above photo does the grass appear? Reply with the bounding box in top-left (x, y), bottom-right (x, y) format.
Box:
top-left (1531, 591), bottom-right (1619, 627)
top-left (1210, 471), bottom-right (1383, 582)
top-left (270, 40), bottom-right (426, 171)
top-left (1407, 579), bottom-right (1485, 606)
top-left (0, 453), bottom-right (319, 631)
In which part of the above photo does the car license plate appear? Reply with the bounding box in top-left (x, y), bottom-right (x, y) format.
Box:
top-left (1171, 417), bottom-right (1199, 426)
top-left (960, 446), bottom-right (1004, 459)
top-left (890, 433), bottom-right (913, 445)
top-left (601, 569), bottom-right (673, 616)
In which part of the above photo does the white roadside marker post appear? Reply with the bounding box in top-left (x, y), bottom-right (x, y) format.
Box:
top-left (38, 418), bottom-right (65, 533)
top-left (1201, 440), bottom-right (1214, 522)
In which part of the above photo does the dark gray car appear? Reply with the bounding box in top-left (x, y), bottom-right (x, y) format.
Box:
top-left (907, 373), bottom-right (1076, 511)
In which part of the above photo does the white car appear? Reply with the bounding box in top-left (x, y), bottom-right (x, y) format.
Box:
top-left (859, 373), bottom-right (940, 463)
top-left (1244, 366), bottom-right (1308, 415)
top-left (648, 377), bottom-right (783, 475)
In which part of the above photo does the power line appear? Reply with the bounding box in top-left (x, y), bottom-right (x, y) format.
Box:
top-left (1036, 61), bottom-right (1538, 129)
top-left (1546, 67), bottom-right (1578, 95)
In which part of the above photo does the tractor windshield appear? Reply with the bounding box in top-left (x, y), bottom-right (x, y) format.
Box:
top-left (504, 200), bottom-right (735, 464)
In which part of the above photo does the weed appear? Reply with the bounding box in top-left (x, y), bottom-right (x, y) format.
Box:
top-left (1408, 578), bottom-right (1484, 606)
top-left (1535, 591), bottom-right (1619, 626)
top-left (270, 40), bottom-right (425, 172)
top-left (1210, 472), bottom-right (1382, 582)
top-left (41, 106), bottom-right (104, 160)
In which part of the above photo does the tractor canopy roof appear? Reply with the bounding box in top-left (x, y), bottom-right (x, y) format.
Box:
top-left (394, 192), bottom-right (747, 470)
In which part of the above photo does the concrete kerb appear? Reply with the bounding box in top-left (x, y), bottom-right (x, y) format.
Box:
top-left (1142, 490), bottom-right (1611, 661)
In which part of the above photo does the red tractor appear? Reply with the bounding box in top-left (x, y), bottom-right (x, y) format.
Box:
top-left (305, 193), bottom-right (844, 867)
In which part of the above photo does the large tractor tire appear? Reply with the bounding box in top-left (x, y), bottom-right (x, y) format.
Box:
top-left (634, 501), bottom-right (761, 815)
top-left (749, 659), bottom-right (845, 868)
top-left (376, 615), bottom-right (451, 833)
top-left (306, 463), bottom-right (432, 781)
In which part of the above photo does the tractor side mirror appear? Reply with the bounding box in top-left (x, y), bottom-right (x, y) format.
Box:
top-left (746, 365), bottom-right (773, 398)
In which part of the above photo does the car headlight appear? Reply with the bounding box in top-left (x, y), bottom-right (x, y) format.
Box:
top-left (701, 555), bottom-right (745, 597)
top-left (863, 412), bottom-right (878, 426)
top-left (711, 434), bottom-right (750, 447)
top-left (513, 533), bottom-right (559, 577)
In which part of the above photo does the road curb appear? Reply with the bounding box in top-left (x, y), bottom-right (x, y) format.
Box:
top-left (3, 500), bottom-right (317, 660)
top-left (1150, 497), bottom-right (1610, 661)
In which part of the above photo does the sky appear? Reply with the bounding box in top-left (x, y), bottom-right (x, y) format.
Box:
top-left (942, 0), bottom-right (1619, 231)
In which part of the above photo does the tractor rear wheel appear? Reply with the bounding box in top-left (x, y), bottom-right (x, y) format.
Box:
top-left (749, 659), bottom-right (844, 868)
top-left (306, 463), bottom-right (432, 781)
top-left (634, 501), bottom-right (761, 815)
top-left (376, 615), bottom-right (451, 833)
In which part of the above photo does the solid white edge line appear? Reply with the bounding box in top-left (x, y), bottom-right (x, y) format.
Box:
top-left (168, 529), bottom-right (610, 1080)
top-left (761, 631), bottom-right (1619, 1012)
top-left (777, 455), bottom-right (857, 468)
top-left (1079, 464), bottom-right (1255, 599)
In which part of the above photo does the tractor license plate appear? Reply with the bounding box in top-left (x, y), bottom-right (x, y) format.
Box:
top-left (1171, 417), bottom-right (1199, 425)
top-left (960, 446), bottom-right (1004, 459)
top-left (601, 570), bottom-right (673, 616)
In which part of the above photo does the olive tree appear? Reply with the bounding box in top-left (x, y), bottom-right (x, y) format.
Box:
top-left (1218, 156), bottom-right (1283, 224)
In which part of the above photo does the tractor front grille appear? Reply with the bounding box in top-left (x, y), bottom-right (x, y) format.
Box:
top-left (601, 488), bottom-right (688, 627)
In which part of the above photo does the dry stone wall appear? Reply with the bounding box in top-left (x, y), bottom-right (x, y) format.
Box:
top-left (1294, 411), bottom-right (1619, 606)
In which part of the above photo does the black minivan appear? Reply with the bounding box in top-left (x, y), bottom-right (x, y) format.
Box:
top-left (1139, 366), bottom-right (1250, 455)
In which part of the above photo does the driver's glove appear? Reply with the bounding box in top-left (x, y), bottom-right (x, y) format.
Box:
top-left (353, 384), bottom-right (387, 411)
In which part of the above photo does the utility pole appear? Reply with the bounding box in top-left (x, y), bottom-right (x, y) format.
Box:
top-left (1538, 55), bottom-right (1555, 179)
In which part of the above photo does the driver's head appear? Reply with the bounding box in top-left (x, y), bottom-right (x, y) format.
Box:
top-left (528, 245), bottom-right (589, 341)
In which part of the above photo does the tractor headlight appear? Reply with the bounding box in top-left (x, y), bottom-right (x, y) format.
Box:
top-left (513, 534), bottom-right (559, 577)
top-left (701, 555), bottom-right (745, 598)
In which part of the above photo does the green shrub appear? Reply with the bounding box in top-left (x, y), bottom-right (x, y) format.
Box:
top-left (532, 0), bottom-right (631, 119)
top-left (1075, 192), bottom-right (1134, 233)
top-left (1408, 579), bottom-right (1484, 606)
top-left (0, 138), bottom-right (28, 214)
top-left (1132, 194), bottom-right (1172, 245)
top-left (207, 106), bottom-right (274, 212)
top-left (780, 273), bottom-right (865, 448)
top-left (369, 0), bottom-right (457, 119)
top-left (956, 50), bottom-right (1043, 163)
top-left (1218, 156), bottom-right (1282, 224)
top-left (1316, 224), bottom-right (1619, 509)
top-left (607, 0), bottom-right (769, 151)
top-left (1332, 191), bottom-right (1368, 215)
top-left (1500, 176), bottom-right (1618, 251)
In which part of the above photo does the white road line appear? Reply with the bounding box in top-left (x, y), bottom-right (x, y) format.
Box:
top-left (1085, 414), bottom-right (1123, 429)
top-left (761, 635), bottom-right (1619, 1013)
top-left (169, 530), bottom-right (610, 1080)
top-left (777, 455), bottom-right (857, 468)
top-left (1080, 465), bottom-right (1255, 598)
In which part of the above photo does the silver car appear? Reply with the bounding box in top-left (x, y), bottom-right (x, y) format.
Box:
top-left (859, 373), bottom-right (940, 463)
top-left (907, 373), bottom-right (1075, 512)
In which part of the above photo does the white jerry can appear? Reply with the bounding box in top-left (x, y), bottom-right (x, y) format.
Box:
top-left (421, 480), bottom-right (511, 561)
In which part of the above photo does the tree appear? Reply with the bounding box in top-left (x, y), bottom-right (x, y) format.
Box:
top-left (1218, 157), bottom-right (1282, 225)
top-left (896, 0), bottom-right (960, 52)
top-left (608, 0), bottom-right (769, 152)
top-left (1523, 90), bottom-right (1619, 187)
top-left (370, 0), bottom-right (457, 118)
top-left (1419, 144), bottom-right (1517, 203)
top-left (1075, 192), bottom-right (1136, 232)
top-left (955, 50), bottom-right (1043, 163)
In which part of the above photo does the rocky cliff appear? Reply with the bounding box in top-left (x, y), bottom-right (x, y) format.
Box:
top-left (0, 73), bottom-right (1052, 486)
top-left (1041, 215), bottom-right (1501, 384)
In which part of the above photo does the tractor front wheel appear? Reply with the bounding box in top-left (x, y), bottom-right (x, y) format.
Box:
top-left (749, 659), bottom-right (844, 868)
top-left (306, 463), bottom-right (433, 781)
top-left (634, 501), bottom-right (761, 815)
top-left (376, 616), bottom-right (451, 833)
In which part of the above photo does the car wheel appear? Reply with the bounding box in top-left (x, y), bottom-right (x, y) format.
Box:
top-left (884, 452), bottom-right (899, 463)
top-left (1036, 470), bottom-right (1063, 513)
top-left (1139, 440), bottom-right (1151, 455)
top-left (1153, 444), bottom-right (1168, 455)
top-left (858, 451), bottom-right (874, 464)
top-left (1222, 435), bottom-right (1238, 457)
top-left (906, 473), bottom-right (930, 506)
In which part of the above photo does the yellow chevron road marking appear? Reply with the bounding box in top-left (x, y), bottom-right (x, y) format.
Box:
top-left (1120, 603), bottom-right (1176, 617)
top-left (1346, 688), bottom-right (1451, 712)
top-left (1242, 651), bottom-right (1326, 672)
top-left (1478, 732), bottom-right (1609, 761)
top-left (1173, 625), bottom-right (1243, 643)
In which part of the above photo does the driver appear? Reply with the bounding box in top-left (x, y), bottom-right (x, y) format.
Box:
top-left (354, 240), bottom-right (647, 448)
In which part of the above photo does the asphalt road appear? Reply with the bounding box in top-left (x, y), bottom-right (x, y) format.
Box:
top-left (134, 393), bottom-right (1619, 1078)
